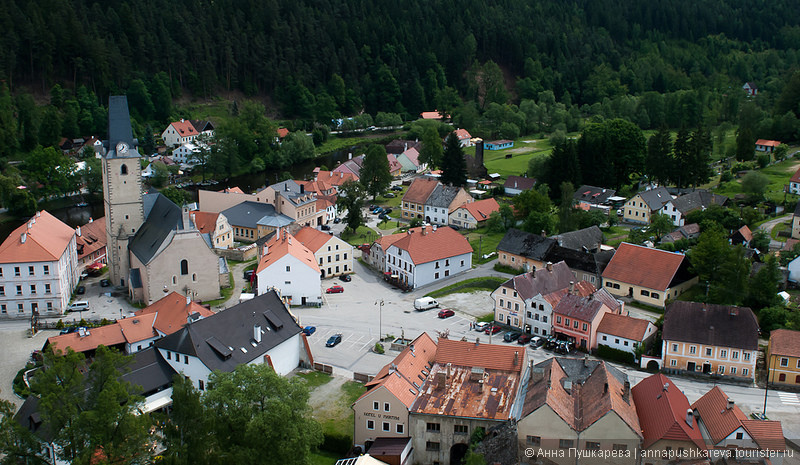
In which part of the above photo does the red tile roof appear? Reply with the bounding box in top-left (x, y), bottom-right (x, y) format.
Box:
top-left (360, 333), bottom-right (437, 408)
top-left (737, 225), bottom-right (753, 242)
top-left (277, 127), bottom-right (290, 138)
top-left (135, 291), bottom-right (214, 335)
top-left (602, 242), bottom-right (686, 291)
top-left (791, 168), bottom-right (800, 184)
top-left (76, 216), bottom-right (106, 262)
top-left (691, 386), bottom-right (748, 444)
top-left (256, 231), bottom-right (320, 274)
top-left (387, 153), bottom-right (402, 173)
top-left (552, 289), bottom-right (618, 322)
top-left (756, 139), bottom-right (780, 147)
top-left (190, 211), bottom-right (220, 235)
top-left (769, 329), bottom-right (800, 357)
top-left (117, 313), bottom-right (158, 343)
top-left (420, 110), bottom-right (447, 119)
top-left (169, 120), bottom-right (199, 137)
top-left (402, 177), bottom-right (439, 204)
top-left (48, 324), bottom-right (127, 354)
top-left (293, 226), bottom-right (335, 253)
top-left (741, 419), bottom-right (786, 451)
top-left (435, 338), bottom-right (525, 372)
top-left (315, 170), bottom-right (359, 185)
top-left (222, 186), bottom-right (245, 194)
top-left (0, 211), bottom-right (76, 263)
top-left (388, 226), bottom-right (473, 265)
top-left (597, 313), bottom-right (654, 341)
top-left (454, 128), bottom-right (471, 140)
top-left (632, 373), bottom-right (706, 450)
top-left (460, 198), bottom-right (500, 221)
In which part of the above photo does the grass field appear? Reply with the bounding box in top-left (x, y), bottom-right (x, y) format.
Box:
top-left (341, 225), bottom-right (381, 246)
top-left (714, 158), bottom-right (800, 203)
top-left (462, 227), bottom-right (505, 264)
top-left (465, 138), bottom-right (554, 178)
top-left (425, 276), bottom-right (507, 298)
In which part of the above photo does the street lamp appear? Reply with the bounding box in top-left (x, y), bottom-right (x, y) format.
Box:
top-left (764, 352), bottom-right (774, 418)
top-left (375, 299), bottom-right (384, 342)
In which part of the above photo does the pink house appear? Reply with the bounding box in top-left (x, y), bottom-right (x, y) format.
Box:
top-left (552, 287), bottom-right (622, 351)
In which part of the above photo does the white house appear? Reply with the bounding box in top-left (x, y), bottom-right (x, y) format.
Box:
top-left (423, 184), bottom-right (472, 226)
top-left (755, 139), bottom-right (780, 153)
top-left (255, 230), bottom-right (322, 306)
top-left (171, 143), bottom-right (200, 164)
top-left (293, 226), bottom-right (354, 278)
top-left (0, 211), bottom-right (79, 318)
top-left (384, 225), bottom-right (472, 289)
top-left (659, 191), bottom-right (728, 226)
top-left (154, 290), bottom-right (312, 391)
top-left (596, 312), bottom-right (657, 356)
top-left (161, 119), bottom-right (200, 147)
top-left (790, 167), bottom-right (800, 195)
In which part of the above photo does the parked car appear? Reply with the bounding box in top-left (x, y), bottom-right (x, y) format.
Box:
top-left (321, 225), bottom-right (331, 231)
top-left (437, 309), bottom-right (455, 318)
top-left (378, 213), bottom-right (390, 221)
top-left (333, 218), bottom-right (341, 224)
top-left (373, 207), bottom-right (384, 214)
top-left (99, 279), bottom-right (111, 287)
top-left (384, 192), bottom-right (395, 198)
top-left (302, 326), bottom-right (316, 336)
top-left (244, 269), bottom-right (255, 280)
top-left (474, 322), bottom-right (489, 332)
top-left (554, 341), bottom-right (573, 354)
top-left (518, 334), bottom-right (532, 345)
top-left (503, 331), bottom-right (521, 342)
top-left (326, 334), bottom-right (343, 347)
top-left (391, 185), bottom-right (403, 191)
top-left (368, 204), bottom-right (378, 210)
top-left (75, 285), bottom-right (85, 295)
top-left (531, 336), bottom-right (545, 348)
top-left (484, 325), bottom-right (502, 335)
top-left (383, 208), bottom-right (393, 214)
top-left (326, 285), bottom-right (344, 294)
top-left (340, 274), bottom-right (352, 282)
top-left (450, 225), bottom-right (460, 231)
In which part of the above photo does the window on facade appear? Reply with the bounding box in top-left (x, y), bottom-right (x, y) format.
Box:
top-left (16, 286), bottom-right (22, 296)
top-left (585, 442), bottom-right (601, 450)
top-left (781, 358), bottom-right (789, 367)
top-left (44, 284), bottom-right (50, 294)
top-left (373, 401), bottom-right (379, 410)
top-left (744, 353), bottom-right (751, 361)
top-left (670, 359), bottom-right (677, 367)
top-left (652, 293), bottom-right (660, 299)
top-left (46, 302), bottom-right (52, 310)
top-left (426, 423), bottom-right (440, 433)
top-left (454, 425), bottom-right (468, 435)
top-left (731, 367), bottom-right (736, 374)
top-left (743, 368), bottom-right (749, 376)
top-left (444, 270), bottom-right (449, 277)
top-left (17, 304), bottom-right (23, 312)
top-left (30, 285), bottom-right (36, 294)
top-left (689, 346), bottom-right (696, 354)
top-left (640, 289), bottom-right (650, 297)
top-left (184, 355), bottom-right (189, 364)
top-left (573, 321), bottom-right (579, 329)
top-left (435, 272), bottom-right (439, 279)
top-left (426, 442), bottom-right (440, 451)
top-left (732, 351), bottom-right (739, 360)
top-left (720, 349), bottom-right (727, 358)
top-left (557, 316), bottom-right (561, 324)
top-left (396, 424), bottom-right (404, 434)
top-left (613, 444), bottom-right (627, 452)
top-left (180, 259), bottom-right (189, 275)
top-left (565, 318), bottom-right (570, 326)
top-left (706, 348), bottom-right (713, 357)
top-left (526, 436), bottom-right (541, 446)
top-left (382, 422), bottom-right (390, 432)
top-left (14, 267), bottom-right (20, 277)
top-left (367, 420), bottom-right (374, 430)
top-left (559, 439), bottom-right (573, 449)
top-left (383, 402), bottom-right (390, 412)
top-left (28, 266), bottom-right (34, 276)
top-left (718, 366), bottom-right (725, 374)
top-left (582, 323), bottom-right (587, 331)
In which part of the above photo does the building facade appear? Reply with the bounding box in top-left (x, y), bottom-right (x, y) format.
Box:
top-left (767, 329), bottom-right (800, 386)
top-left (384, 226), bottom-right (472, 289)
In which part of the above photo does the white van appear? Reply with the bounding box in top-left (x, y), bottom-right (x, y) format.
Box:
top-left (414, 297), bottom-right (439, 311)
top-left (67, 301), bottom-right (90, 313)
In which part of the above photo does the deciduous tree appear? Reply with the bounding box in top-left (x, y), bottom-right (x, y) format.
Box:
top-left (360, 145), bottom-right (392, 200)
top-left (336, 180), bottom-right (366, 234)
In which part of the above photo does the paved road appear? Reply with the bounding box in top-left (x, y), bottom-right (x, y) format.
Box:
top-left (758, 213), bottom-right (792, 251)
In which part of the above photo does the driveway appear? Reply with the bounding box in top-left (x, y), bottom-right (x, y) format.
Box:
top-left (758, 213), bottom-right (791, 251)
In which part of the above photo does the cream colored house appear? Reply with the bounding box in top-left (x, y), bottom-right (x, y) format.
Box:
top-left (449, 197), bottom-right (500, 229)
top-left (622, 186), bottom-right (671, 224)
top-left (294, 226), bottom-right (354, 278)
top-left (401, 177), bottom-right (439, 219)
top-left (190, 211), bottom-right (233, 249)
top-left (601, 243), bottom-right (697, 308)
top-left (352, 333), bottom-right (437, 451)
top-left (518, 358), bottom-right (642, 465)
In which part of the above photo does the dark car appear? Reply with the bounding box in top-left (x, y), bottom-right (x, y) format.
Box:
top-left (340, 274), bottom-right (352, 282)
top-left (326, 334), bottom-right (343, 347)
top-left (99, 279), bottom-right (111, 287)
top-left (244, 269), bottom-right (255, 280)
top-left (518, 334), bottom-right (532, 345)
top-left (503, 331), bottom-right (521, 342)
top-left (384, 192), bottom-right (395, 198)
top-left (326, 285), bottom-right (344, 294)
top-left (321, 225), bottom-right (331, 231)
top-left (484, 325), bottom-right (502, 335)
top-left (75, 286), bottom-right (86, 295)
top-left (302, 326), bottom-right (316, 336)
top-left (368, 204), bottom-right (378, 210)
top-left (333, 218), bottom-right (341, 224)
top-left (379, 213), bottom-right (390, 221)
top-left (391, 185), bottom-right (403, 191)
top-left (373, 207), bottom-right (384, 214)
top-left (383, 208), bottom-right (393, 214)
top-left (437, 309), bottom-right (455, 318)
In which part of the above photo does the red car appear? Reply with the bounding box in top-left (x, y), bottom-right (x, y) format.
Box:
top-left (484, 325), bottom-right (501, 335)
top-left (326, 285), bottom-right (344, 294)
top-left (437, 309), bottom-right (455, 318)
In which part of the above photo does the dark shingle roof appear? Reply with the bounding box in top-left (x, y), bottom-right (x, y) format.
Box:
top-left (638, 186), bottom-right (672, 210)
top-left (154, 291), bottom-right (301, 373)
top-left (669, 191), bottom-right (728, 215)
top-left (551, 225), bottom-right (604, 252)
top-left (106, 95), bottom-right (137, 158)
top-left (129, 194), bottom-right (185, 265)
top-left (426, 185), bottom-right (461, 209)
top-left (573, 185), bottom-right (616, 205)
top-left (504, 176), bottom-right (536, 191)
top-left (497, 228), bottom-right (556, 260)
top-left (662, 301), bottom-right (759, 350)
top-left (221, 201), bottom-right (278, 228)
top-left (544, 245), bottom-right (606, 275)
top-left (120, 347), bottom-right (176, 395)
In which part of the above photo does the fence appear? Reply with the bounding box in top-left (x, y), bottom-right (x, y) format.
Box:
top-left (314, 362), bottom-right (333, 374)
top-left (353, 372), bottom-right (374, 383)
top-left (216, 243), bottom-right (258, 262)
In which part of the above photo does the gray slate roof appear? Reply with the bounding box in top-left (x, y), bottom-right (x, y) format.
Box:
top-left (499, 261), bottom-right (574, 301)
top-left (669, 191), bottom-right (728, 215)
top-left (426, 184), bottom-right (461, 209)
top-left (504, 176), bottom-right (536, 191)
top-left (270, 179), bottom-right (316, 207)
top-left (544, 245), bottom-right (614, 276)
top-left (120, 347), bottom-right (176, 396)
top-left (106, 95), bottom-right (138, 158)
top-left (551, 226), bottom-right (604, 252)
top-left (129, 193), bottom-right (186, 265)
top-left (662, 301), bottom-right (759, 351)
top-left (497, 228), bottom-right (556, 260)
top-left (793, 201), bottom-right (800, 217)
top-left (222, 201), bottom-right (278, 228)
top-left (154, 290), bottom-right (301, 373)
top-left (637, 186), bottom-right (673, 210)
top-left (573, 185), bottom-right (616, 205)
top-left (257, 213), bottom-right (295, 228)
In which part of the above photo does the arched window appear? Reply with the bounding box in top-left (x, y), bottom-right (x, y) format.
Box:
top-left (172, 276), bottom-right (176, 284)
top-left (120, 164), bottom-right (128, 175)
top-left (180, 259), bottom-right (188, 275)
top-left (192, 273), bottom-right (197, 282)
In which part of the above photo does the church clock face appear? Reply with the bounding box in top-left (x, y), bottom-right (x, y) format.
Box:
top-left (116, 142), bottom-right (129, 154)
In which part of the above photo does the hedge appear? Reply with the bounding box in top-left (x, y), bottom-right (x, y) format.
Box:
top-left (596, 344), bottom-right (635, 365)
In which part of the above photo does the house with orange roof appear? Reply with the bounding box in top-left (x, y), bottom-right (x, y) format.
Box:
top-left (161, 119), bottom-right (201, 147)
top-left (315, 169), bottom-right (359, 186)
top-left (396, 147), bottom-right (424, 173)
top-left (552, 287), bottom-right (622, 351)
top-left (386, 153), bottom-right (403, 177)
top-left (518, 358), bottom-right (641, 465)
top-left (255, 230), bottom-right (321, 306)
top-left (789, 169), bottom-right (800, 195)
top-left (0, 210), bottom-right (79, 319)
top-left (385, 225), bottom-right (472, 289)
top-left (401, 177), bottom-right (440, 219)
top-left (491, 261), bottom-right (593, 335)
top-left (449, 197), bottom-right (500, 229)
top-left (631, 373), bottom-right (707, 464)
top-left (601, 242), bottom-right (697, 307)
top-left (409, 338), bottom-right (527, 465)
top-left (662, 302), bottom-right (759, 380)
top-left (277, 127), bottom-right (290, 139)
top-left (189, 211), bottom-right (233, 249)
top-left (76, 216), bottom-right (107, 273)
top-left (364, 231), bottom-right (410, 271)
top-left (453, 128), bottom-right (473, 147)
top-left (294, 226), bottom-right (353, 278)
top-left (596, 312), bottom-right (657, 356)
top-left (730, 224), bottom-right (753, 246)
top-left (766, 329), bottom-right (800, 387)
top-left (755, 139), bottom-right (780, 153)
top-left (692, 386), bottom-right (786, 462)
top-left (419, 110), bottom-right (448, 120)
top-left (352, 333), bottom-right (438, 451)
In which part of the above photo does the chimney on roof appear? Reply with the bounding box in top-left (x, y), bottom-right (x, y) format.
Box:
top-left (436, 372), bottom-right (446, 390)
top-left (570, 282), bottom-right (575, 296)
top-left (514, 351), bottom-right (519, 366)
top-left (36, 211), bottom-right (40, 217)
top-left (447, 362), bottom-right (452, 378)
top-left (546, 262), bottom-right (553, 272)
top-left (532, 367), bottom-right (545, 384)
top-left (181, 118), bottom-right (184, 123)
top-left (20, 232), bottom-right (26, 243)
top-left (433, 224), bottom-right (437, 232)
top-left (663, 382), bottom-right (669, 392)
top-left (421, 224), bottom-right (427, 235)
top-left (686, 408), bottom-right (694, 426)
top-left (348, 152), bottom-right (352, 160)
top-left (478, 378), bottom-right (484, 392)
top-left (300, 184), bottom-right (304, 194)
top-left (89, 217), bottom-right (93, 223)
top-left (623, 380), bottom-right (630, 403)
top-left (76, 226), bottom-right (82, 237)
top-left (186, 294), bottom-right (191, 305)
top-left (727, 398), bottom-right (734, 410)
top-left (475, 337), bottom-right (480, 346)
top-left (604, 382), bottom-right (609, 394)
top-left (254, 325), bottom-right (262, 343)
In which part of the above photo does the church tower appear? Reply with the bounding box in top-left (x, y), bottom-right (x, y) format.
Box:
top-left (103, 96), bottom-right (144, 287)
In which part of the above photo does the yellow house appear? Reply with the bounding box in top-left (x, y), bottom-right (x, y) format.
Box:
top-left (601, 242), bottom-right (697, 308)
top-left (622, 186), bottom-right (671, 224)
top-left (662, 302), bottom-right (759, 380)
top-left (767, 329), bottom-right (800, 386)
top-left (518, 358), bottom-right (642, 465)
top-left (401, 177), bottom-right (438, 219)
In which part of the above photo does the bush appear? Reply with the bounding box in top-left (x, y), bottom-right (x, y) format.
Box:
top-left (596, 344), bottom-right (635, 365)
top-left (720, 171), bottom-right (733, 183)
top-left (493, 263), bottom-right (520, 275)
top-left (55, 319), bottom-right (64, 329)
top-left (320, 432), bottom-right (351, 455)
top-left (756, 153), bottom-right (770, 168)
top-left (374, 342), bottom-right (385, 354)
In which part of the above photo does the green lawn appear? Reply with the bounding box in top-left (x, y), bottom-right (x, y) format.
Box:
top-left (714, 158), bottom-right (800, 203)
top-left (462, 228), bottom-right (505, 264)
top-left (341, 225), bottom-right (381, 246)
top-left (771, 221), bottom-right (790, 240)
top-left (296, 371), bottom-right (333, 389)
top-left (308, 450), bottom-right (340, 465)
top-left (425, 277), bottom-right (507, 298)
top-left (316, 381), bottom-right (366, 438)
top-left (477, 138), bottom-right (554, 178)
